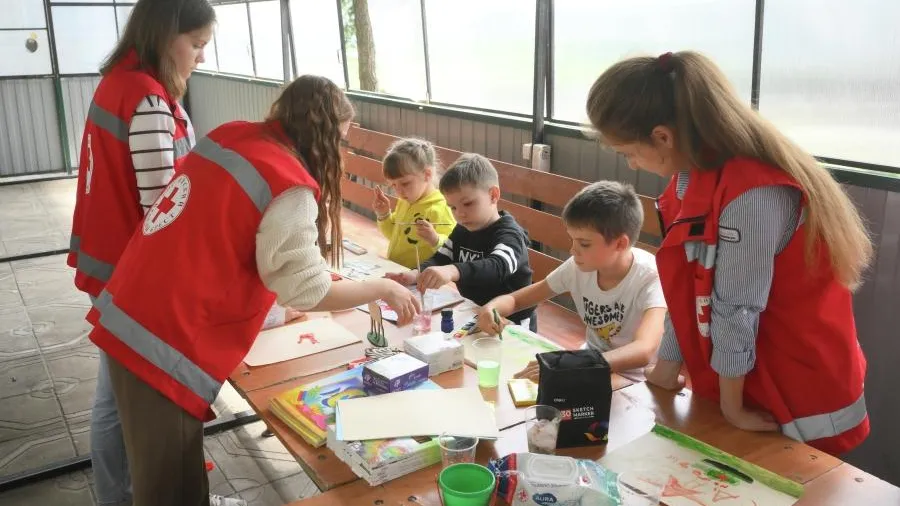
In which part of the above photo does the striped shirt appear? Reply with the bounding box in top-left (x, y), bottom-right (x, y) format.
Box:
top-left (129, 95), bottom-right (195, 213)
top-left (657, 171), bottom-right (802, 377)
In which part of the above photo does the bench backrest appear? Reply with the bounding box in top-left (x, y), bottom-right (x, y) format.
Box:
top-left (341, 124), bottom-right (661, 281)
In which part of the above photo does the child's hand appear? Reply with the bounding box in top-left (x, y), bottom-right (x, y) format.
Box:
top-left (514, 360), bottom-right (540, 383)
top-left (417, 265), bottom-right (458, 291)
top-left (722, 405), bottom-right (779, 432)
top-left (476, 305), bottom-right (508, 336)
top-left (384, 271), bottom-right (417, 286)
top-left (644, 361), bottom-right (685, 391)
top-left (373, 186), bottom-right (391, 218)
top-left (415, 219), bottom-right (440, 247)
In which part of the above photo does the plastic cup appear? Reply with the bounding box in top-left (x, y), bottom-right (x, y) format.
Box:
top-left (472, 337), bottom-right (502, 388)
top-left (524, 404), bottom-right (561, 455)
top-left (616, 469), bottom-right (667, 506)
top-left (413, 291), bottom-right (434, 334)
top-left (438, 463), bottom-right (495, 506)
top-left (437, 432), bottom-right (478, 468)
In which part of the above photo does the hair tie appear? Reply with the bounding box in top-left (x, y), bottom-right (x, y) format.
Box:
top-left (657, 52), bottom-right (674, 73)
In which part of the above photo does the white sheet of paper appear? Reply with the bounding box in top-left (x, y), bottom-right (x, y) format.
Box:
top-left (336, 388), bottom-right (499, 441)
top-left (243, 318), bottom-right (361, 367)
top-left (331, 252), bottom-right (407, 280)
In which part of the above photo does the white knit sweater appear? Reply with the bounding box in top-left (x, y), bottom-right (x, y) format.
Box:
top-left (255, 187), bottom-right (332, 310)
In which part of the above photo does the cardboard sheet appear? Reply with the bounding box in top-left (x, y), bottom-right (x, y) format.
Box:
top-left (244, 318), bottom-right (362, 367)
top-left (335, 387), bottom-right (499, 441)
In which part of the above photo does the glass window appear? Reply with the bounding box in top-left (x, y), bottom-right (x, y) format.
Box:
top-left (343, 0), bottom-right (426, 99)
top-left (2, 0), bottom-right (46, 29)
top-left (249, 0), bottom-right (283, 80)
top-left (759, 0), bottom-right (900, 167)
top-left (553, 0), bottom-right (755, 123)
top-left (213, 3), bottom-right (254, 76)
top-left (289, 0), bottom-right (344, 87)
top-left (0, 30), bottom-right (52, 76)
top-left (424, 0), bottom-right (534, 113)
top-left (52, 6), bottom-right (118, 74)
top-left (115, 5), bottom-right (133, 37)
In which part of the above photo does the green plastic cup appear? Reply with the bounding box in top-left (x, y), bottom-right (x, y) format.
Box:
top-left (472, 337), bottom-right (502, 388)
top-left (438, 463), bottom-right (495, 506)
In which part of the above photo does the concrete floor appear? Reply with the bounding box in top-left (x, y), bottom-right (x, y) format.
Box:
top-left (0, 179), bottom-right (319, 505)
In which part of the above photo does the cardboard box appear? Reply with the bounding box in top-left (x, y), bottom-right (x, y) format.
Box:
top-left (362, 353), bottom-right (429, 395)
top-left (403, 332), bottom-right (464, 376)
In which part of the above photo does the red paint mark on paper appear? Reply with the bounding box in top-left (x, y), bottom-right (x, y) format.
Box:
top-left (297, 333), bottom-right (318, 344)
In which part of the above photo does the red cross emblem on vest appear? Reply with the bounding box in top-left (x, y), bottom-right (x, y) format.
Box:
top-left (142, 174), bottom-right (191, 236)
top-left (696, 295), bottom-right (712, 338)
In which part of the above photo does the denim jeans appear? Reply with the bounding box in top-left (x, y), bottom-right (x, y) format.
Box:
top-left (92, 349), bottom-right (133, 505)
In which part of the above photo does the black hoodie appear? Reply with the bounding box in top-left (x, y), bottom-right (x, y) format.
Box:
top-left (420, 211), bottom-right (535, 323)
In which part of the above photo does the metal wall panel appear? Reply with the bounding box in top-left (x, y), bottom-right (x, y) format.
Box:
top-left (187, 74), bottom-right (282, 138)
top-left (0, 78), bottom-right (64, 176)
top-left (60, 75), bottom-right (101, 168)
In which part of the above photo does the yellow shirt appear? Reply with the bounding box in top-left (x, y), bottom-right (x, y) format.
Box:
top-left (378, 189), bottom-right (456, 269)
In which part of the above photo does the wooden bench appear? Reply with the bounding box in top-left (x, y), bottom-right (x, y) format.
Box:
top-left (341, 124), bottom-right (661, 284)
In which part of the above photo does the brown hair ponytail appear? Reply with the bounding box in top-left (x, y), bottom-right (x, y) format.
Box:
top-left (267, 75), bottom-right (354, 268)
top-left (586, 51), bottom-right (872, 289)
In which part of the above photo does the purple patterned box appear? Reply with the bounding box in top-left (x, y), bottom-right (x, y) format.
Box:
top-left (362, 353), bottom-right (430, 395)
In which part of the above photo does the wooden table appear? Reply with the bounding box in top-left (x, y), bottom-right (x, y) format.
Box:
top-left (290, 383), bottom-right (900, 506)
top-left (229, 209), bottom-right (632, 491)
top-left (228, 208), bottom-right (900, 504)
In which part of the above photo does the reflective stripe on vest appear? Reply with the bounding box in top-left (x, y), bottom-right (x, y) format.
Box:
top-left (174, 136), bottom-right (192, 159)
top-left (781, 393), bottom-right (867, 443)
top-left (88, 101), bottom-right (129, 142)
top-left (69, 235), bottom-right (114, 283)
top-left (94, 289), bottom-right (221, 404)
top-left (684, 240), bottom-right (717, 268)
top-left (193, 137), bottom-right (273, 212)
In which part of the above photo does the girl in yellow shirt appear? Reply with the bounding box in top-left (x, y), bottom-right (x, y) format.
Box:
top-left (373, 138), bottom-right (455, 269)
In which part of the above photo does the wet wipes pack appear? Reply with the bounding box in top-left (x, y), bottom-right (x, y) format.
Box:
top-left (489, 453), bottom-right (618, 505)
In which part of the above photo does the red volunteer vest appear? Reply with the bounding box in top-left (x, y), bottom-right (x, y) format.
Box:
top-left (656, 158), bottom-right (868, 455)
top-left (68, 49), bottom-right (194, 297)
top-left (87, 120), bottom-right (320, 421)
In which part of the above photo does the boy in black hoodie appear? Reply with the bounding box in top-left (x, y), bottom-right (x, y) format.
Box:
top-left (387, 153), bottom-right (536, 329)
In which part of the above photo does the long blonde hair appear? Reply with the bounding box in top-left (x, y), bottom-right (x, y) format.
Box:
top-left (586, 51), bottom-right (872, 289)
top-left (267, 75), bottom-right (355, 268)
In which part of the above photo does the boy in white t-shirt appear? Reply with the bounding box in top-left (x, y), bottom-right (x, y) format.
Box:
top-left (476, 181), bottom-right (667, 377)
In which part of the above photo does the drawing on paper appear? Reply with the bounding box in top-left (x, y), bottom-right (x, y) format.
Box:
top-left (601, 425), bottom-right (802, 506)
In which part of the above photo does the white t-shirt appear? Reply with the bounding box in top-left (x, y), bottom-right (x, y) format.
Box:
top-left (546, 248), bottom-right (666, 353)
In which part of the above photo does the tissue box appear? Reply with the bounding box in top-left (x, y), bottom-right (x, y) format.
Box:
top-left (403, 332), bottom-right (464, 376)
top-left (362, 353), bottom-right (429, 395)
